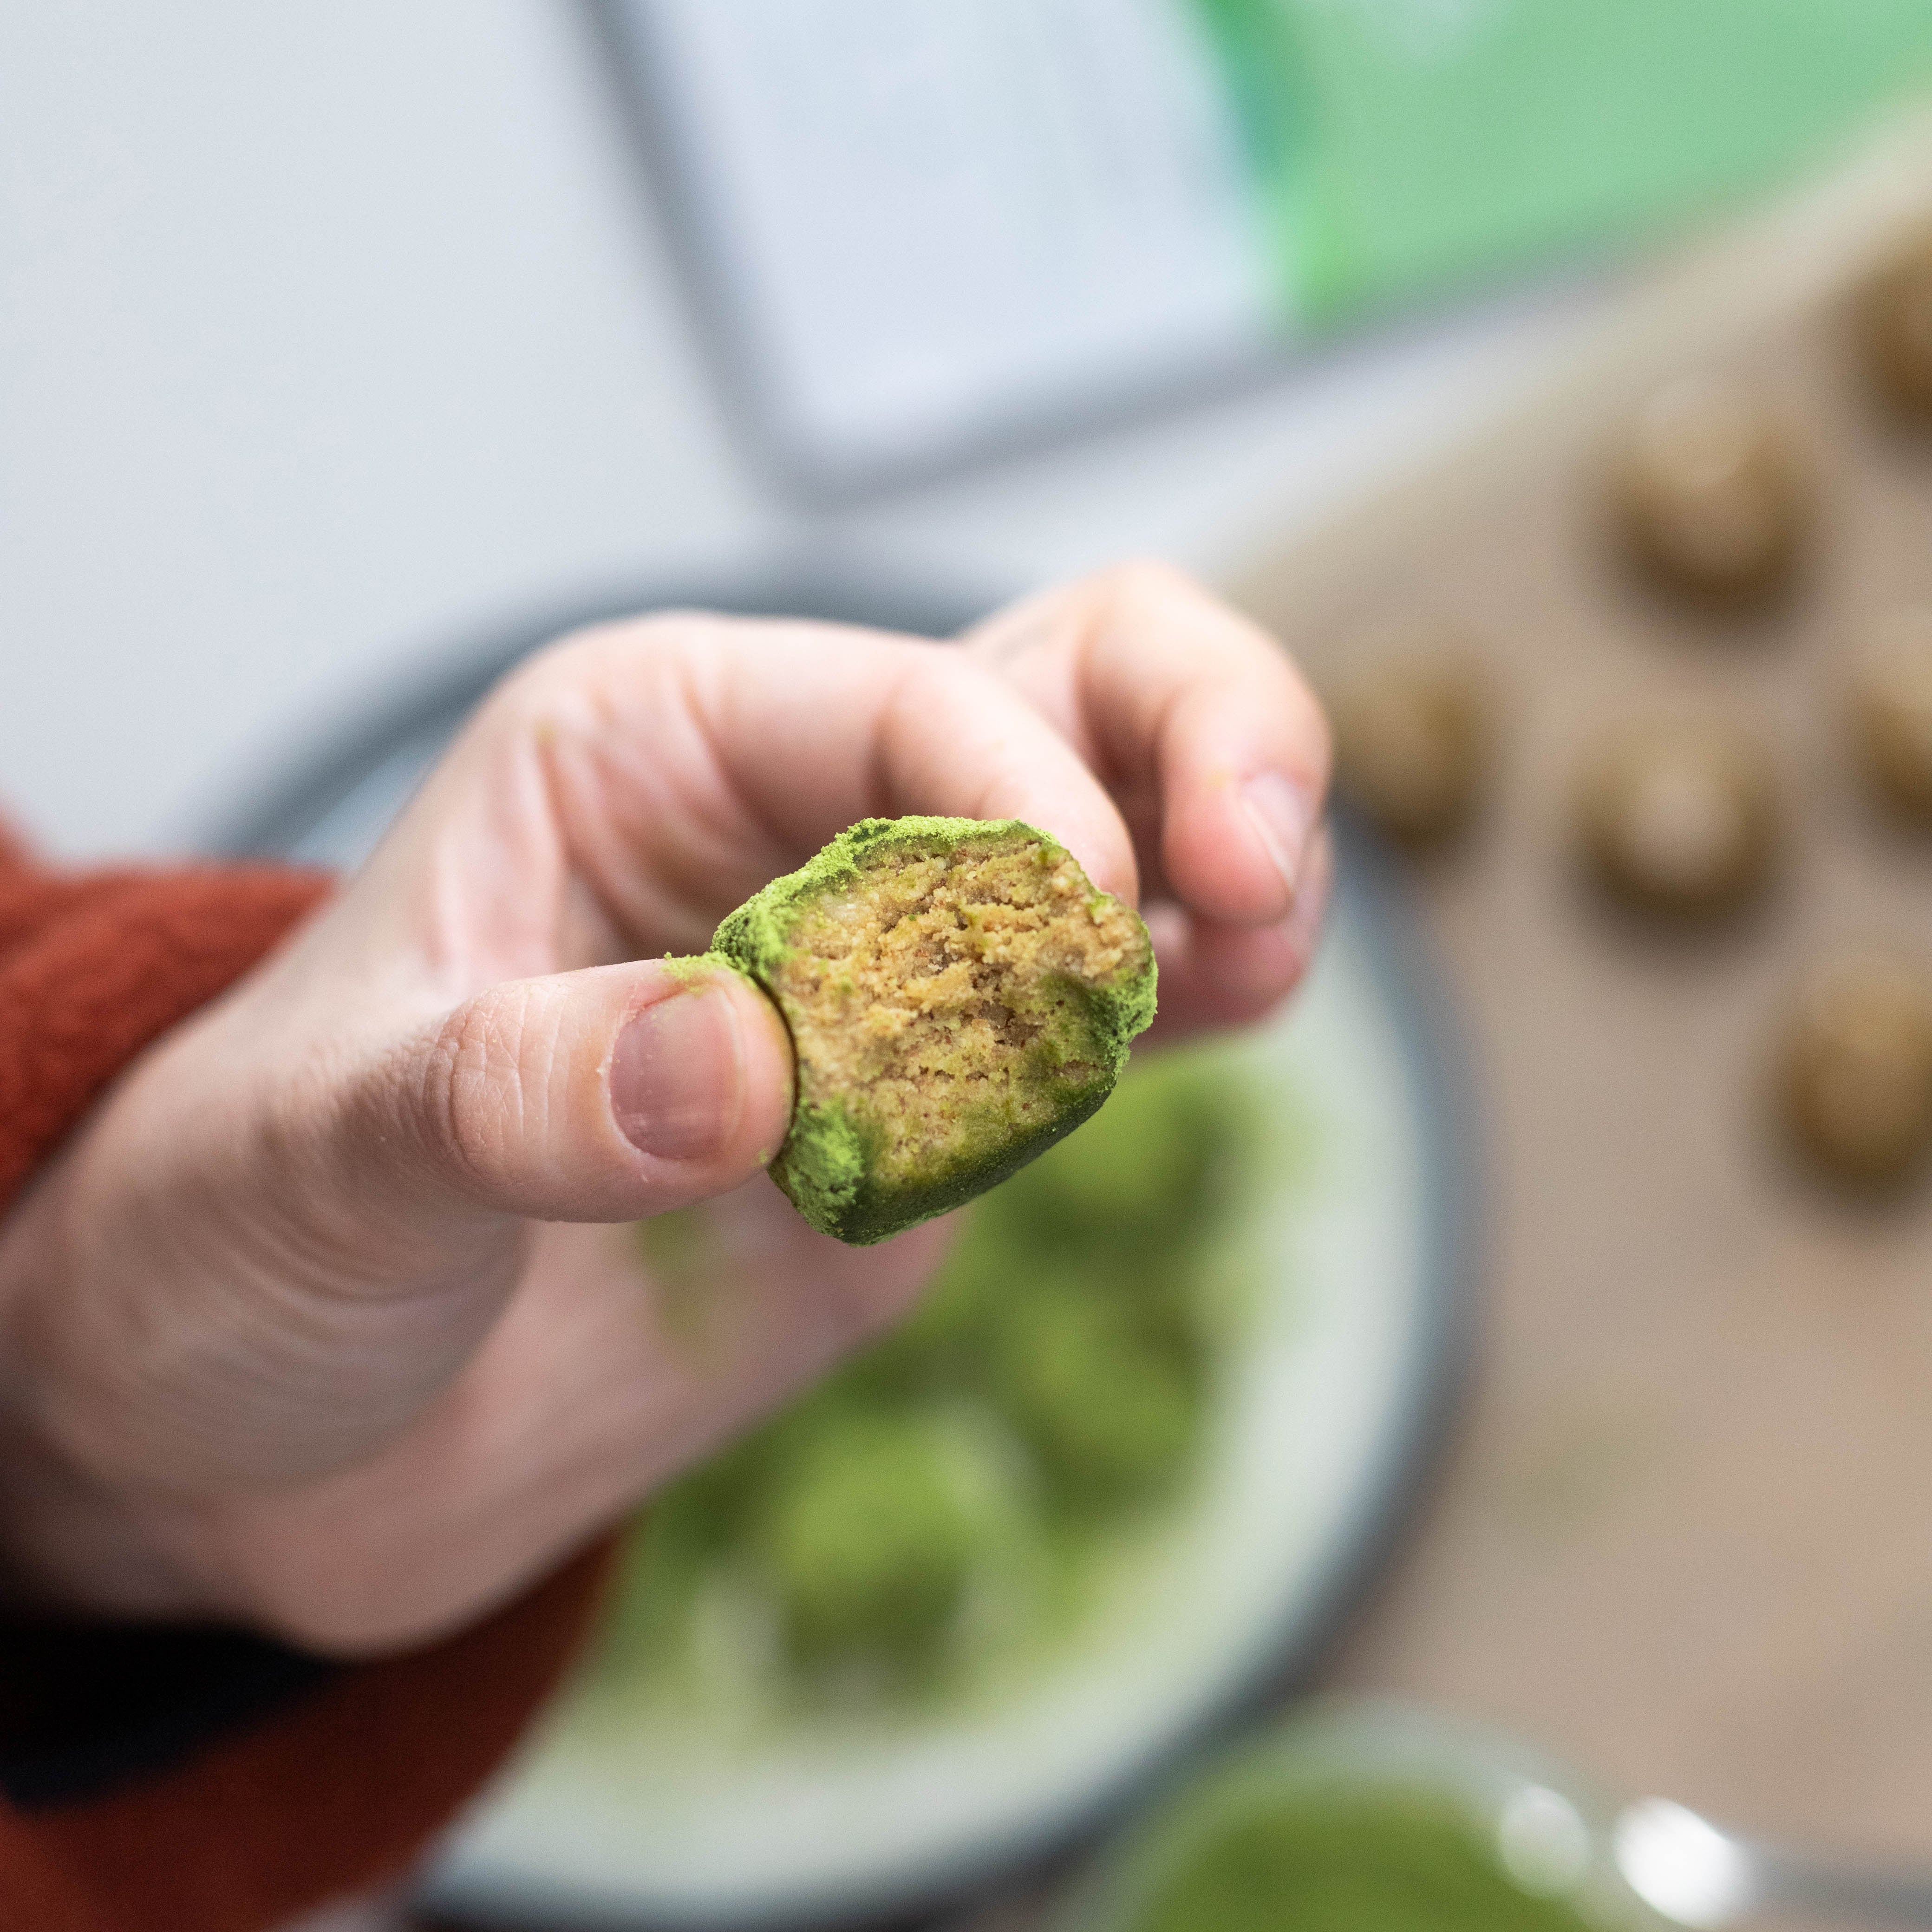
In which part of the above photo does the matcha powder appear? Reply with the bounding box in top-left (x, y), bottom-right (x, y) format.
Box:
top-left (1136, 1794), bottom-right (1599, 1932)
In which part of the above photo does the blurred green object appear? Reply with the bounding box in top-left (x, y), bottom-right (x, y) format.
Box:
top-left (1134, 1797), bottom-right (1592, 1932)
top-left (1193, 0), bottom-right (1932, 322)
top-left (597, 1045), bottom-right (1270, 1703)
top-left (992, 1285), bottom-right (1204, 1508)
top-left (1057, 1702), bottom-right (1666, 1932)
top-left (762, 1411), bottom-right (982, 1669)
top-left (991, 1054), bottom-right (1243, 1247)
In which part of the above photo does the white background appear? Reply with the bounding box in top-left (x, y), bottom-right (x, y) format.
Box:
top-left (0, 1), bottom-right (1611, 859)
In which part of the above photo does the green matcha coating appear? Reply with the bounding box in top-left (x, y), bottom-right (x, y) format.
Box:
top-left (1137, 1793), bottom-right (1598, 1932)
top-left (708, 816), bottom-right (1157, 1246)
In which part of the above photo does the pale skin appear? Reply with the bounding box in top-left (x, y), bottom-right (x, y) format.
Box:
top-left (0, 565), bottom-right (1331, 1655)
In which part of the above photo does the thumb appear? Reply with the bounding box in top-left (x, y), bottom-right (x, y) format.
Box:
top-left (364, 958), bottom-right (795, 1225)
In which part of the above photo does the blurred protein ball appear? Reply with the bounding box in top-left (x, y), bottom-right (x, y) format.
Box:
top-left (1778, 952), bottom-right (1932, 1187)
top-left (1331, 647), bottom-right (1492, 847)
top-left (1850, 610), bottom-right (1932, 819)
top-left (1576, 719), bottom-right (1780, 917)
top-left (761, 1410), bottom-right (980, 1670)
top-left (1855, 228), bottom-right (1932, 421)
top-left (1613, 375), bottom-right (1809, 605)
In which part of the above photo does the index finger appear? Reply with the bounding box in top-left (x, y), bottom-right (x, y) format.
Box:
top-left (965, 564), bottom-right (1331, 926)
top-left (382, 614), bottom-right (1144, 966)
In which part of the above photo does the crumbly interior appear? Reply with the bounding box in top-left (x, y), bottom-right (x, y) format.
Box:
top-left (773, 836), bottom-right (1145, 1186)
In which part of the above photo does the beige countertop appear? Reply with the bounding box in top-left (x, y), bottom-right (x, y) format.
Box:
top-left (1227, 120), bottom-right (1932, 1932)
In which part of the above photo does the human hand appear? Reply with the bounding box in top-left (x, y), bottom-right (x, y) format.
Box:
top-left (0, 566), bottom-right (1329, 1652)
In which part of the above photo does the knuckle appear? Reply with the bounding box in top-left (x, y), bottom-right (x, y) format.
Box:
top-left (880, 641), bottom-right (994, 744)
top-left (1096, 556), bottom-right (1201, 612)
top-left (412, 989), bottom-right (552, 1203)
top-left (909, 640), bottom-right (995, 705)
top-left (484, 614), bottom-right (690, 730)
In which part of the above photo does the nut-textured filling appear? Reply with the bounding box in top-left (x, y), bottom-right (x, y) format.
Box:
top-left (774, 836), bottom-right (1145, 1186)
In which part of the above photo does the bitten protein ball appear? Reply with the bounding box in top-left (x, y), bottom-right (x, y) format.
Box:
top-left (1613, 375), bottom-right (1809, 603)
top-left (1850, 611), bottom-right (1932, 819)
top-left (1576, 721), bottom-right (1780, 916)
top-left (1855, 229), bottom-right (1932, 422)
top-left (1331, 650), bottom-right (1491, 846)
top-left (1779, 953), bottom-right (1932, 1187)
top-left (710, 816), bottom-right (1157, 1246)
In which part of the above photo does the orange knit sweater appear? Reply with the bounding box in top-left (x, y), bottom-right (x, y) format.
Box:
top-left (0, 828), bottom-right (614, 1930)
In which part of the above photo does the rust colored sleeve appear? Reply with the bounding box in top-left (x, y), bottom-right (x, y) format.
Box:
top-left (0, 840), bottom-right (615, 1931)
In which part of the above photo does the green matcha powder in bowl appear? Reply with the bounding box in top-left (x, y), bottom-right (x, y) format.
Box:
top-left (1055, 1700), bottom-right (1675, 1932)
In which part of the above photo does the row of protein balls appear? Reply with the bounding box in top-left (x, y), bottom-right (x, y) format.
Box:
top-left (1608, 224), bottom-right (1932, 610)
top-left (1335, 640), bottom-right (1932, 1193)
top-left (1329, 234), bottom-right (1932, 1192)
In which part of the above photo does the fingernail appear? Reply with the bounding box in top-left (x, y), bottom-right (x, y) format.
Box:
top-left (1281, 826), bottom-right (1334, 962)
top-left (1240, 771), bottom-right (1313, 901)
top-left (610, 986), bottom-right (744, 1161)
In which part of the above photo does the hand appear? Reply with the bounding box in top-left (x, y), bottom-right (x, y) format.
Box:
top-left (0, 565), bottom-right (1330, 1653)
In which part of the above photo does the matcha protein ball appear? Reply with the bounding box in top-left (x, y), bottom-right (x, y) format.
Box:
top-left (1850, 612), bottom-right (1932, 819)
top-left (1576, 720), bottom-right (1780, 917)
top-left (760, 1410), bottom-right (980, 1668)
top-left (1778, 952), bottom-right (1932, 1187)
top-left (1331, 647), bottom-right (1492, 847)
top-left (709, 816), bottom-right (1157, 1246)
top-left (1613, 375), bottom-right (1808, 604)
top-left (1855, 229), bottom-right (1932, 422)
top-left (993, 1282), bottom-right (1204, 1505)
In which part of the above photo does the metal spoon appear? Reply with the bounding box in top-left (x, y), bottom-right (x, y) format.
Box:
top-left (1615, 1796), bottom-right (1932, 1926)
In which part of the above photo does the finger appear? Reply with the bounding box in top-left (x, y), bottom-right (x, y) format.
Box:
top-left (382, 616), bottom-right (1144, 969)
top-left (339, 957), bottom-right (795, 1230)
top-left (966, 563), bottom-right (1330, 928)
top-left (724, 627), bottom-right (1140, 901)
top-left (1140, 827), bottom-right (1333, 1041)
